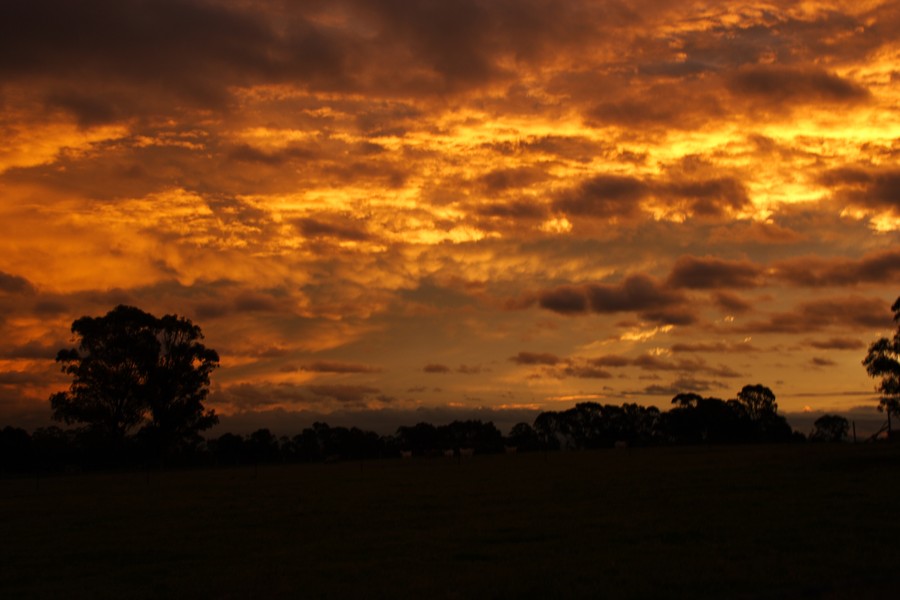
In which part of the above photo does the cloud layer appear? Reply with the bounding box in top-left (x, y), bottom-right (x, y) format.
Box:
top-left (1, 0), bottom-right (898, 429)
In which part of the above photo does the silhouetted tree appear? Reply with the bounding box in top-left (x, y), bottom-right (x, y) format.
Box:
top-left (532, 411), bottom-right (562, 450)
top-left (664, 396), bottom-right (749, 444)
top-left (671, 393), bottom-right (703, 409)
top-left (396, 422), bottom-right (439, 455)
top-left (507, 422), bottom-right (541, 452)
top-left (736, 384), bottom-right (778, 420)
top-left (208, 432), bottom-right (245, 466)
top-left (863, 296), bottom-right (900, 423)
top-left (438, 420), bottom-right (503, 454)
top-left (246, 428), bottom-right (280, 463)
top-left (530, 403), bottom-right (662, 450)
top-left (290, 428), bottom-right (324, 462)
top-left (50, 305), bottom-right (219, 461)
top-left (810, 414), bottom-right (850, 443)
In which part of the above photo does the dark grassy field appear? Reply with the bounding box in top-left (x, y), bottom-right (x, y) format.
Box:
top-left (3, 443), bottom-right (900, 599)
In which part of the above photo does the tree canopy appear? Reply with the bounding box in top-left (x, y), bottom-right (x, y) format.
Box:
top-left (863, 296), bottom-right (900, 418)
top-left (50, 305), bottom-right (219, 457)
top-left (810, 415), bottom-right (850, 443)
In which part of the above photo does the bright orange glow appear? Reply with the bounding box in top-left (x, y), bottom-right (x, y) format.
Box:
top-left (1, 0), bottom-right (898, 431)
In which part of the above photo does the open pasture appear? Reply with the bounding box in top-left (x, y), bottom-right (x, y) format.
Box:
top-left (3, 443), bottom-right (900, 598)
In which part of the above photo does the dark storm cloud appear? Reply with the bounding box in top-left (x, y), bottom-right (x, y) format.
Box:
top-left (667, 256), bottom-right (763, 290)
top-left (510, 352), bottom-right (562, 366)
top-left (586, 275), bottom-right (685, 314)
top-left (820, 167), bottom-right (900, 214)
top-left (630, 354), bottom-right (741, 378)
top-left (806, 337), bottom-right (865, 351)
top-left (44, 91), bottom-right (122, 127)
top-left (772, 249), bottom-right (900, 287)
top-left (553, 175), bottom-right (649, 218)
top-left (293, 217), bottom-right (371, 242)
top-left (227, 143), bottom-right (316, 166)
top-left (0, 272), bottom-right (35, 295)
top-left (737, 296), bottom-right (892, 334)
top-left (588, 355), bottom-right (632, 368)
top-left (479, 167), bottom-right (549, 193)
top-left (303, 361), bottom-right (381, 374)
top-left (728, 66), bottom-right (871, 105)
top-left (553, 173), bottom-right (754, 224)
top-left (811, 357), bottom-right (837, 367)
top-left (423, 363), bottom-right (451, 373)
top-left (1, 0), bottom-right (893, 131)
top-left (713, 291), bottom-right (753, 314)
top-left (638, 308), bottom-right (698, 326)
top-left (560, 364), bottom-right (613, 379)
top-left (536, 274), bottom-right (688, 323)
top-left (538, 286), bottom-right (590, 315)
top-left (0, 0), bottom-right (290, 114)
top-left (350, 0), bottom-right (633, 92)
top-left (661, 177), bottom-right (751, 217)
top-left (586, 87), bottom-right (725, 130)
top-left (233, 292), bottom-right (282, 313)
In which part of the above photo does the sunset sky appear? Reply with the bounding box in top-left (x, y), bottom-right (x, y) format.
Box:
top-left (1, 0), bottom-right (898, 434)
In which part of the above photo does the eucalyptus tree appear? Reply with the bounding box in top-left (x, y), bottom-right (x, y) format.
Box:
top-left (50, 305), bottom-right (219, 459)
top-left (863, 296), bottom-right (900, 424)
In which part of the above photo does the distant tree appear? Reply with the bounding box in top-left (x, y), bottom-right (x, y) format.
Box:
top-left (208, 432), bottom-right (245, 466)
top-left (863, 296), bottom-right (900, 422)
top-left (246, 428), bottom-right (280, 463)
top-left (671, 393), bottom-right (703, 409)
top-left (439, 420), bottom-right (503, 454)
top-left (334, 427), bottom-right (382, 460)
top-left (50, 305), bottom-right (219, 458)
top-left (664, 396), bottom-right (750, 444)
top-left (290, 428), bottom-right (324, 462)
top-left (507, 422), bottom-right (541, 452)
top-left (737, 384), bottom-right (778, 420)
top-left (810, 414), bottom-right (850, 443)
top-left (532, 411), bottom-right (562, 451)
top-left (396, 422), bottom-right (439, 455)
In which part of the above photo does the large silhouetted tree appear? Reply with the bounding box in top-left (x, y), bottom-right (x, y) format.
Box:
top-left (863, 296), bottom-right (900, 423)
top-left (50, 305), bottom-right (219, 459)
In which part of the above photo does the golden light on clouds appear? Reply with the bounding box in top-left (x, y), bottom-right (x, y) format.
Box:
top-left (1, 0), bottom-right (898, 431)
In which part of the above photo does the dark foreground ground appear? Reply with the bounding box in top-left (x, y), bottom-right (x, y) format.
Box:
top-left (2, 443), bottom-right (900, 599)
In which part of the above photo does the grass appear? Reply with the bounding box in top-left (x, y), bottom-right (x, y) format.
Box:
top-left (3, 443), bottom-right (900, 599)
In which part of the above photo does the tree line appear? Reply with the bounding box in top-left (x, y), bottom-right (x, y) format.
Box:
top-left (0, 390), bottom-right (852, 474)
top-left (2, 295), bottom-right (897, 474)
